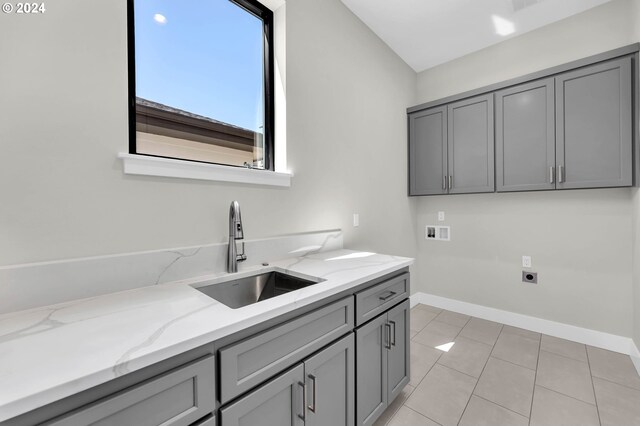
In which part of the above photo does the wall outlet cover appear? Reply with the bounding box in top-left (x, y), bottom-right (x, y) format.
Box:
top-left (522, 256), bottom-right (532, 268)
top-left (353, 213), bottom-right (359, 227)
top-left (438, 211), bottom-right (445, 221)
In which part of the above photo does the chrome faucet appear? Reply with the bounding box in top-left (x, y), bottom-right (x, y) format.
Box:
top-left (227, 201), bottom-right (247, 273)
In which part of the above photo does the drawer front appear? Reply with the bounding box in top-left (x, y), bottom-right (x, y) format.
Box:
top-left (355, 273), bottom-right (409, 326)
top-left (48, 356), bottom-right (215, 426)
top-left (219, 297), bottom-right (354, 404)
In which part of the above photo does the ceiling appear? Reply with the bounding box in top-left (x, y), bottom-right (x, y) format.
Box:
top-left (340, 0), bottom-right (613, 72)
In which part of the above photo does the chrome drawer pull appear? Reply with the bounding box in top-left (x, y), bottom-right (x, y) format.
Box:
top-left (389, 320), bottom-right (396, 346)
top-left (379, 291), bottom-right (397, 301)
top-left (384, 323), bottom-right (392, 349)
top-left (297, 381), bottom-right (306, 421)
top-left (307, 374), bottom-right (317, 413)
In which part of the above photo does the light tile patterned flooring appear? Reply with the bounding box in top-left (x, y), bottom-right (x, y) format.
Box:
top-left (374, 304), bottom-right (640, 426)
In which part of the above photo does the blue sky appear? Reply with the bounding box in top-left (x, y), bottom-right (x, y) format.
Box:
top-left (134, 0), bottom-right (264, 133)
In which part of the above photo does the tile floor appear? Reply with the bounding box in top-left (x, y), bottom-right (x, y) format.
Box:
top-left (374, 303), bottom-right (640, 426)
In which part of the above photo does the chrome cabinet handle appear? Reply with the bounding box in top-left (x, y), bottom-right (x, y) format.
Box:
top-left (443, 175), bottom-right (446, 190)
top-left (307, 374), bottom-right (317, 413)
top-left (384, 323), bottom-right (392, 349)
top-left (558, 165), bottom-right (564, 183)
top-left (448, 175), bottom-right (452, 190)
top-left (389, 320), bottom-right (396, 346)
top-left (549, 166), bottom-right (555, 184)
top-left (297, 381), bottom-right (306, 420)
top-left (379, 291), bottom-right (396, 301)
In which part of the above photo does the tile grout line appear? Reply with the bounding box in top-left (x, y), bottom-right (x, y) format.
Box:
top-left (527, 328), bottom-right (542, 426)
top-left (586, 348), bottom-right (603, 426)
top-left (455, 319), bottom-right (501, 425)
top-left (490, 354), bottom-right (537, 372)
top-left (589, 374), bottom-right (640, 393)
top-left (472, 393), bottom-right (529, 420)
top-left (538, 347), bottom-right (589, 364)
top-left (403, 405), bottom-right (444, 426)
top-left (534, 383), bottom-right (598, 407)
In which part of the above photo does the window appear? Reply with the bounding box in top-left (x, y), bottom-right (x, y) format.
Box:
top-left (128, 0), bottom-right (274, 170)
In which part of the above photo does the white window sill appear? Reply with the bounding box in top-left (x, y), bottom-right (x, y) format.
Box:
top-left (118, 153), bottom-right (292, 187)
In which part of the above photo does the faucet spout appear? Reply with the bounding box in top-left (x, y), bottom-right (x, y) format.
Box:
top-left (227, 201), bottom-right (246, 273)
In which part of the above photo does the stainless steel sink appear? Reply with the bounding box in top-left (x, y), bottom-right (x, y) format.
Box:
top-left (194, 271), bottom-right (323, 309)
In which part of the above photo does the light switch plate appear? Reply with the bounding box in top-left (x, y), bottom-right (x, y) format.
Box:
top-left (353, 213), bottom-right (359, 227)
top-left (522, 256), bottom-right (532, 268)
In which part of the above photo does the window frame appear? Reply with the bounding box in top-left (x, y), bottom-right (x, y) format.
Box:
top-left (126, 0), bottom-right (276, 171)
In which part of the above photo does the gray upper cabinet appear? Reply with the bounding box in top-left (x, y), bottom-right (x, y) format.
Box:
top-left (408, 94), bottom-right (495, 196)
top-left (555, 57), bottom-right (633, 189)
top-left (447, 94), bottom-right (495, 194)
top-left (496, 78), bottom-right (556, 192)
top-left (409, 106), bottom-right (448, 195)
top-left (408, 47), bottom-right (636, 196)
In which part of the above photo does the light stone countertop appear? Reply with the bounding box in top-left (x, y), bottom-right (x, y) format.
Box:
top-left (0, 249), bottom-right (413, 422)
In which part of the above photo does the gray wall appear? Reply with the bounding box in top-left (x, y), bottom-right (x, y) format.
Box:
top-left (415, 0), bottom-right (638, 336)
top-left (634, 189), bottom-right (640, 345)
top-left (633, 0), bottom-right (640, 350)
top-left (0, 0), bottom-right (417, 271)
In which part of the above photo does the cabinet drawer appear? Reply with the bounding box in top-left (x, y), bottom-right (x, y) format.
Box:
top-left (48, 355), bottom-right (215, 426)
top-left (355, 273), bottom-right (409, 326)
top-left (219, 297), bottom-right (354, 404)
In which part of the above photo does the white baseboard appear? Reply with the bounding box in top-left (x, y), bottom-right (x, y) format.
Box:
top-left (631, 341), bottom-right (640, 377)
top-left (411, 292), bottom-right (639, 368)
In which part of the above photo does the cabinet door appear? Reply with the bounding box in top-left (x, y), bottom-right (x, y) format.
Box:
top-left (409, 106), bottom-right (448, 195)
top-left (304, 334), bottom-right (355, 426)
top-left (356, 314), bottom-right (388, 426)
top-left (496, 79), bottom-right (556, 192)
top-left (447, 94), bottom-right (495, 194)
top-left (386, 300), bottom-right (410, 404)
top-left (220, 364), bottom-right (305, 426)
top-left (555, 57), bottom-right (632, 189)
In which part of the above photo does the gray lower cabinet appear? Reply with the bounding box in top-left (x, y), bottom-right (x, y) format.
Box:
top-left (555, 57), bottom-right (632, 189)
top-left (47, 355), bottom-right (215, 426)
top-left (221, 364), bottom-right (305, 426)
top-left (219, 297), bottom-right (354, 404)
top-left (356, 300), bottom-right (410, 426)
top-left (303, 333), bottom-right (355, 426)
top-left (221, 333), bottom-right (355, 426)
top-left (447, 94), bottom-right (495, 194)
top-left (496, 78), bottom-right (556, 192)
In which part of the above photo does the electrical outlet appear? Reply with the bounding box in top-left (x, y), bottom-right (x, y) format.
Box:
top-left (353, 213), bottom-right (359, 227)
top-left (522, 256), bottom-right (532, 268)
top-left (522, 271), bottom-right (538, 284)
top-left (438, 211), bottom-right (445, 221)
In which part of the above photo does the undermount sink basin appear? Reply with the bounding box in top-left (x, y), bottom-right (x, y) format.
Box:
top-left (194, 271), bottom-right (324, 309)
